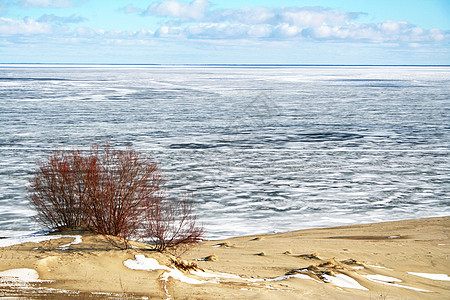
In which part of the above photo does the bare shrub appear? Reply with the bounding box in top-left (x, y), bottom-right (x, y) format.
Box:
top-left (142, 194), bottom-right (204, 253)
top-left (29, 150), bottom-right (86, 230)
top-left (29, 143), bottom-right (204, 251)
top-left (80, 144), bottom-right (162, 243)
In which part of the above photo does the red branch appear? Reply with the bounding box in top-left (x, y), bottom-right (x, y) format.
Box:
top-left (29, 143), bottom-right (204, 251)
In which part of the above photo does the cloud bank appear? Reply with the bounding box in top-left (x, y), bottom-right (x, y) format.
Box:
top-left (137, 0), bottom-right (447, 44)
top-left (0, 0), bottom-right (447, 46)
top-left (0, 16), bottom-right (51, 35)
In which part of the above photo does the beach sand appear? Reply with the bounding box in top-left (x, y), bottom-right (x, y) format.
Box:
top-left (1, 217), bottom-right (449, 299)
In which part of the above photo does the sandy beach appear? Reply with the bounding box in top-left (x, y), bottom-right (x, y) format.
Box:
top-left (1, 216), bottom-right (449, 299)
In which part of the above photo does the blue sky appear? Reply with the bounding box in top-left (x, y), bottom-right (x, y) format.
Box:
top-left (0, 0), bottom-right (449, 64)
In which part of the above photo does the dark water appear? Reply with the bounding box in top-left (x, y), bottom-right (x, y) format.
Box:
top-left (0, 65), bottom-right (449, 239)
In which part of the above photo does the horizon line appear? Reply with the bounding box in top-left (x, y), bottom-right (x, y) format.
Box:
top-left (1, 63), bottom-right (449, 67)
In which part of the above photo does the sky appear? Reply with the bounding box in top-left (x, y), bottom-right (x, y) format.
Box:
top-left (0, 0), bottom-right (449, 64)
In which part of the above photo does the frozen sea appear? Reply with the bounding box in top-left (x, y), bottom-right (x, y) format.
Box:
top-left (0, 65), bottom-right (449, 239)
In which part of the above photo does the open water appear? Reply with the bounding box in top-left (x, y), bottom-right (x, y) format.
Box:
top-left (0, 65), bottom-right (449, 239)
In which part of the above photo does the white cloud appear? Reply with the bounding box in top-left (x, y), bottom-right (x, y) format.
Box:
top-left (61, 26), bottom-right (159, 45)
top-left (279, 7), bottom-right (359, 27)
top-left (38, 14), bottom-right (87, 25)
top-left (148, 20), bottom-right (449, 46)
top-left (144, 3), bottom-right (363, 27)
top-left (429, 28), bottom-right (445, 41)
top-left (185, 23), bottom-right (254, 39)
top-left (216, 6), bottom-right (275, 25)
top-left (154, 25), bottom-right (183, 38)
top-left (120, 4), bottom-right (143, 14)
top-left (380, 20), bottom-right (404, 33)
top-left (274, 24), bottom-right (301, 38)
top-left (0, 17), bottom-right (51, 34)
top-left (145, 0), bottom-right (210, 21)
top-left (74, 26), bottom-right (96, 37)
top-left (18, 0), bottom-right (73, 8)
top-left (139, 3), bottom-right (449, 45)
top-left (247, 24), bottom-right (272, 38)
top-left (2, 2), bottom-right (448, 51)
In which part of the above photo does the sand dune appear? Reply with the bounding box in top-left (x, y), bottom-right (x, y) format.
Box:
top-left (1, 217), bottom-right (449, 299)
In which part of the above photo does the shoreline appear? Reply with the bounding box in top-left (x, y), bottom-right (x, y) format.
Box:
top-left (3, 214), bottom-right (450, 241)
top-left (204, 214), bottom-right (450, 241)
top-left (1, 216), bottom-right (449, 299)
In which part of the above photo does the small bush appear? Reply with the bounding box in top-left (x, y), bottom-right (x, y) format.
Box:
top-left (142, 194), bottom-right (204, 252)
top-left (29, 143), bottom-right (204, 251)
top-left (29, 150), bottom-right (86, 230)
top-left (80, 144), bottom-right (162, 242)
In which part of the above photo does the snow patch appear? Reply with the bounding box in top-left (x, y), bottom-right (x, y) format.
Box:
top-left (0, 268), bottom-right (41, 282)
top-left (191, 270), bottom-right (240, 280)
top-left (161, 268), bottom-right (208, 285)
top-left (124, 255), bottom-right (209, 285)
top-left (123, 255), bottom-right (171, 272)
top-left (58, 236), bottom-right (83, 250)
top-left (368, 265), bottom-right (393, 271)
top-left (192, 269), bottom-right (319, 283)
top-left (365, 278), bottom-right (433, 292)
top-left (362, 274), bottom-right (402, 282)
top-left (388, 235), bottom-right (400, 239)
top-left (323, 274), bottom-right (368, 290)
top-left (271, 273), bottom-right (319, 282)
top-left (408, 272), bottom-right (450, 281)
